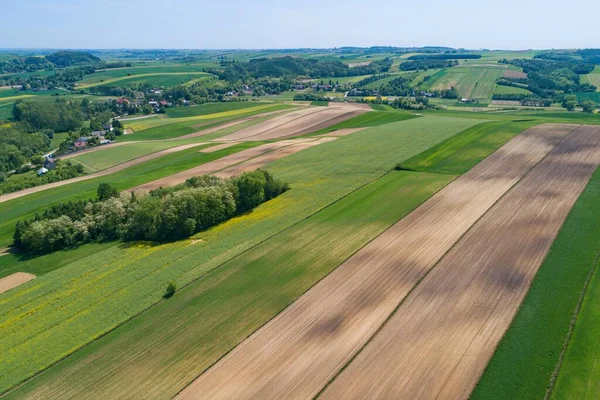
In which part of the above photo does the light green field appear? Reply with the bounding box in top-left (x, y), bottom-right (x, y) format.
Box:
top-left (424, 67), bottom-right (502, 99)
top-left (493, 84), bottom-right (533, 95)
top-left (473, 164), bottom-right (600, 400)
top-left (580, 70), bottom-right (600, 91)
top-left (165, 101), bottom-right (268, 118)
top-left (77, 72), bottom-right (213, 89)
top-left (68, 139), bottom-right (210, 172)
top-left (75, 64), bottom-right (213, 85)
top-left (0, 116), bottom-right (483, 396)
top-left (124, 103), bottom-right (292, 133)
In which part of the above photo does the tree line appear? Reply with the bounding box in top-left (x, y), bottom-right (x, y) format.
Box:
top-left (14, 170), bottom-right (289, 254)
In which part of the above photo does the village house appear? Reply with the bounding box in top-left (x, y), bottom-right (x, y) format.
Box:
top-left (74, 137), bottom-right (89, 149)
top-left (103, 122), bottom-right (113, 131)
top-left (43, 158), bottom-right (56, 170)
top-left (37, 167), bottom-right (49, 176)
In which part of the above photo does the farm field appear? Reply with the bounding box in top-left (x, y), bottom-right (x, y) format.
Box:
top-left (580, 69), bottom-right (600, 90)
top-left (493, 84), bottom-right (533, 95)
top-left (322, 125), bottom-right (600, 399)
top-left (575, 91), bottom-right (600, 103)
top-left (76, 72), bottom-right (213, 89)
top-left (67, 138), bottom-right (212, 172)
top-left (0, 116), bottom-right (482, 397)
top-left (165, 101), bottom-right (265, 118)
top-left (424, 67), bottom-right (502, 99)
top-left (217, 103), bottom-right (369, 141)
top-left (473, 151), bottom-right (600, 400)
top-left (177, 124), bottom-right (574, 400)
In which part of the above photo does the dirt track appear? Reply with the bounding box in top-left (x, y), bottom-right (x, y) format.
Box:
top-left (0, 142), bottom-right (207, 204)
top-left (323, 125), bottom-right (600, 400)
top-left (0, 273), bottom-right (36, 294)
top-left (218, 104), bottom-right (369, 141)
top-left (129, 139), bottom-right (319, 192)
top-left (214, 138), bottom-right (337, 178)
top-left (175, 124), bottom-right (579, 400)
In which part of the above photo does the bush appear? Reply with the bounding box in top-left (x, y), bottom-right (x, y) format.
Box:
top-left (165, 281), bottom-right (176, 298)
top-left (97, 182), bottom-right (120, 201)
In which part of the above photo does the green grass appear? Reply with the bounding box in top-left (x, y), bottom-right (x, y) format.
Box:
top-left (424, 67), bottom-right (502, 99)
top-left (311, 110), bottom-right (418, 134)
top-left (68, 139), bottom-right (210, 172)
top-left (398, 120), bottom-right (537, 174)
top-left (369, 104), bottom-right (395, 111)
top-left (165, 102), bottom-right (266, 118)
top-left (310, 100), bottom-right (328, 106)
top-left (0, 142), bottom-right (259, 248)
top-left (493, 84), bottom-right (534, 95)
top-left (580, 71), bottom-right (600, 91)
top-left (574, 92), bottom-right (600, 103)
top-left (0, 116), bottom-right (482, 396)
top-left (472, 165), bottom-right (600, 400)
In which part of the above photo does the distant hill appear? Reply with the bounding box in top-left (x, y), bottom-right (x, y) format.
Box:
top-left (45, 51), bottom-right (102, 67)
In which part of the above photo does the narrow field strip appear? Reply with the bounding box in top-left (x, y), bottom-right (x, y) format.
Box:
top-left (174, 124), bottom-right (575, 400)
top-left (0, 142), bottom-right (209, 203)
top-left (214, 138), bottom-right (336, 178)
top-left (322, 125), bottom-right (600, 400)
top-left (128, 139), bottom-right (318, 192)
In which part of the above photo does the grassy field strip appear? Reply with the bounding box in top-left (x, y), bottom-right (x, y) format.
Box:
top-left (470, 142), bottom-right (600, 400)
top-left (0, 116), bottom-right (483, 396)
top-left (127, 139), bottom-right (318, 192)
top-left (400, 120), bottom-right (541, 175)
top-left (176, 124), bottom-right (572, 400)
top-left (76, 72), bottom-right (212, 89)
top-left (580, 71), bottom-right (600, 91)
top-left (165, 102), bottom-right (269, 118)
top-left (493, 84), bottom-right (533, 95)
top-left (322, 125), bottom-right (600, 400)
top-left (0, 142), bottom-right (260, 247)
top-left (0, 142), bottom-right (212, 203)
top-left (68, 139), bottom-right (212, 172)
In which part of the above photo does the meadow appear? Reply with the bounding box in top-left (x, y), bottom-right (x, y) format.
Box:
top-left (0, 116), bottom-right (482, 395)
top-left (77, 72), bottom-right (213, 89)
top-left (580, 68), bottom-right (600, 90)
top-left (165, 101), bottom-right (266, 118)
top-left (493, 84), bottom-right (533, 95)
top-left (472, 164), bottom-right (600, 400)
top-left (423, 67), bottom-right (502, 99)
top-left (75, 64), bottom-right (215, 85)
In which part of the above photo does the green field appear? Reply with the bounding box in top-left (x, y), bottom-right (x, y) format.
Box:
top-left (0, 116), bottom-right (482, 395)
top-left (68, 139), bottom-right (211, 172)
top-left (399, 120), bottom-right (538, 174)
top-left (574, 92), bottom-right (600, 103)
top-left (165, 101), bottom-right (267, 118)
top-left (493, 84), bottom-right (534, 95)
top-left (75, 64), bottom-right (214, 86)
top-left (580, 69), bottom-right (600, 91)
top-left (78, 72), bottom-right (213, 89)
top-left (473, 165), bottom-right (600, 400)
top-left (423, 67), bottom-right (502, 99)
top-left (311, 110), bottom-right (417, 134)
top-left (361, 72), bottom-right (412, 89)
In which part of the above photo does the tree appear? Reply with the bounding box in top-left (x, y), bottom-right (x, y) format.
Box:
top-left (97, 182), bottom-right (119, 201)
top-left (233, 171), bottom-right (266, 213)
top-left (89, 118), bottom-right (102, 131)
top-left (581, 99), bottom-right (596, 113)
top-left (562, 95), bottom-right (577, 111)
top-left (165, 281), bottom-right (177, 298)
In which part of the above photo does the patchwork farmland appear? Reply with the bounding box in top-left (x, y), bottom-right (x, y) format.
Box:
top-left (2, 45), bottom-right (600, 400)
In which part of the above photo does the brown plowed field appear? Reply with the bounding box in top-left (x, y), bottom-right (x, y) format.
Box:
top-left (128, 139), bottom-right (317, 193)
top-left (214, 138), bottom-right (336, 178)
top-left (175, 124), bottom-right (578, 400)
top-left (0, 272), bottom-right (36, 294)
top-left (323, 125), bottom-right (600, 400)
top-left (0, 142), bottom-right (208, 203)
top-left (218, 104), bottom-right (369, 141)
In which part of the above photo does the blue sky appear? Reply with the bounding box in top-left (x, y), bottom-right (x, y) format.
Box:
top-left (1, 0), bottom-right (598, 50)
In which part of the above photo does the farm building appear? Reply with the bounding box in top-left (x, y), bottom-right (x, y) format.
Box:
top-left (74, 137), bottom-right (89, 149)
top-left (36, 167), bottom-right (49, 176)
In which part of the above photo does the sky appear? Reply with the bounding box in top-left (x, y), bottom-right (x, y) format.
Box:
top-left (0, 0), bottom-right (598, 50)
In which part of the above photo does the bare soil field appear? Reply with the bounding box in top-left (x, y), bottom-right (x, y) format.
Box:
top-left (175, 124), bottom-right (577, 400)
top-left (129, 139), bottom-right (317, 192)
top-left (214, 138), bottom-right (336, 178)
top-left (323, 125), bottom-right (600, 400)
top-left (0, 142), bottom-right (207, 203)
top-left (218, 104), bottom-right (369, 141)
top-left (0, 273), bottom-right (36, 294)
top-left (502, 70), bottom-right (528, 79)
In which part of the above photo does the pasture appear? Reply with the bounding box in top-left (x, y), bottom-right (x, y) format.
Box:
top-left (77, 72), bottom-right (213, 89)
top-left (424, 67), bottom-right (502, 99)
top-left (165, 101), bottom-right (266, 118)
top-left (493, 84), bottom-right (533, 95)
top-left (0, 116), bottom-right (482, 396)
top-left (580, 68), bottom-right (600, 90)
